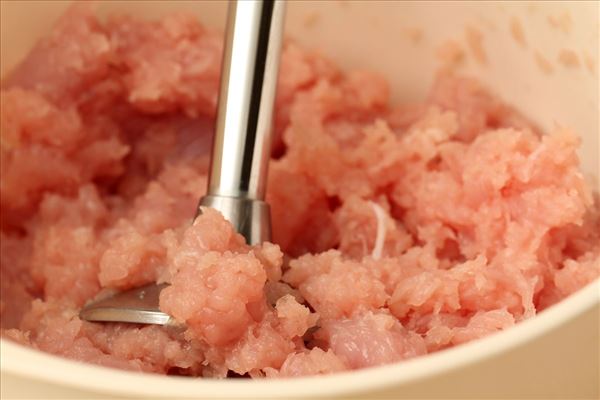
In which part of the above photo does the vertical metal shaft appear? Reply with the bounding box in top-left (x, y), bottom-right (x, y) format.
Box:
top-left (206, 0), bottom-right (285, 200)
top-left (199, 0), bottom-right (285, 244)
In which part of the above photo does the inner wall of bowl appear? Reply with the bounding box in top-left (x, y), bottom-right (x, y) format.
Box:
top-left (1, 0), bottom-right (597, 177)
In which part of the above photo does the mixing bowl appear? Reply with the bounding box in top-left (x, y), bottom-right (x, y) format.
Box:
top-left (1, 1), bottom-right (598, 398)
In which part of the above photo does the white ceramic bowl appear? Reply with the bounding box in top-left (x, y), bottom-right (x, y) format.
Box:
top-left (1, 1), bottom-right (598, 398)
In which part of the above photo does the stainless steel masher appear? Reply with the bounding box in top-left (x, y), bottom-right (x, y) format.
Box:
top-left (79, 0), bottom-right (285, 325)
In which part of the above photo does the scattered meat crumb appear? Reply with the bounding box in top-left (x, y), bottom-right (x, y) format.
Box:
top-left (465, 26), bottom-right (487, 66)
top-left (535, 51), bottom-right (554, 74)
top-left (558, 49), bottom-right (581, 69)
top-left (583, 52), bottom-right (596, 75)
top-left (510, 17), bottom-right (527, 47)
top-left (547, 11), bottom-right (573, 34)
top-left (436, 40), bottom-right (465, 70)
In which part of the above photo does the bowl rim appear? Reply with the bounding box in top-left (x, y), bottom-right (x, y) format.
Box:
top-left (1, 278), bottom-right (598, 399)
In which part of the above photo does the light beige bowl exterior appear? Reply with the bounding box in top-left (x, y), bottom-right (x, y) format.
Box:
top-left (1, 1), bottom-right (598, 398)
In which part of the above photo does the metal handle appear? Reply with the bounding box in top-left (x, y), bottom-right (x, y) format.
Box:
top-left (198, 0), bottom-right (285, 245)
top-left (206, 0), bottom-right (285, 200)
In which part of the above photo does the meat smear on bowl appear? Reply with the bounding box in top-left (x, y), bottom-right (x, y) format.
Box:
top-left (1, 4), bottom-right (599, 378)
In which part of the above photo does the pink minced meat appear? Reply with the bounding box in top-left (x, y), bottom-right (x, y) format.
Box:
top-left (1, 4), bottom-right (599, 378)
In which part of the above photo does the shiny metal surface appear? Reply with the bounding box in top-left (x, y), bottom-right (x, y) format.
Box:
top-left (79, 0), bottom-right (283, 325)
top-left (199, 196), bottom-right (271, 245)
top-left (207, 0), bottom-right (285, 200)
top-left (79, 284), bottom-right (175, 326)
